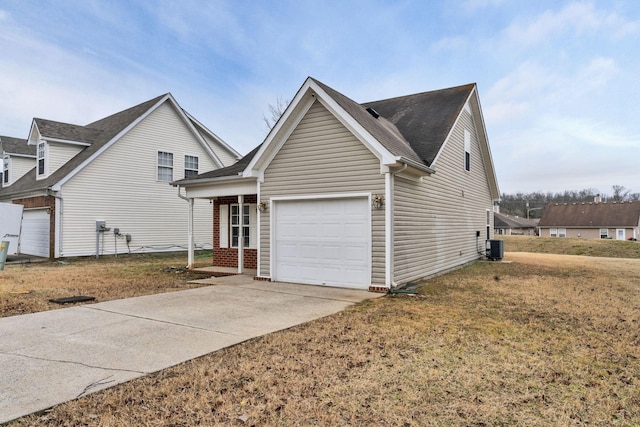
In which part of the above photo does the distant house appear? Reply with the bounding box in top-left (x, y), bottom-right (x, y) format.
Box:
top-left (1, 136), bottom-right (36, 187)
top-left (0, 94), bottom-right (240, 258)
top-left (173, 77), bottom-right (500, 291)
top-left (538, 201), bottom-right (640, 240)
top-left (494, 211), bottom-right (538, 236)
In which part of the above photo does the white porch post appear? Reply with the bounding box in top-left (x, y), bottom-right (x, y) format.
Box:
top-left (385, 171), bottom-right (393, 287)
top-left (238, 194), bottom-right (244, 274)
top-left (187, 197), bottom-right (194, 269)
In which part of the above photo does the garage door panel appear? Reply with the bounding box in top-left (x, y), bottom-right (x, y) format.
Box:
top-left (20, 209), bottom-right (50, 257)
top-left (274, 198), bottom-right (370, 289)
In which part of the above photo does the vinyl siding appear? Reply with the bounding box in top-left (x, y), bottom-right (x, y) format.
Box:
top-left (59, 101), bottom-right (218, 257)
top-left (4, 157), bottom-right (35, 187)
top-left (200, 132), bottom-right (238, 167)
top-left (47, 142), bottom-right (84, 176)
top-left (393, 108), bottom-right (493, 284)
top-left (259, 100), bottom-right (385, 285)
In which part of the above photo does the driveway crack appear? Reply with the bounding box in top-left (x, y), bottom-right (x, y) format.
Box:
top-left (0, 350), bottom-right (147, 375)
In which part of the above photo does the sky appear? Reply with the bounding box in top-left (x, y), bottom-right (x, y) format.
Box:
top-left (0, 0), bottom-right (638, 195)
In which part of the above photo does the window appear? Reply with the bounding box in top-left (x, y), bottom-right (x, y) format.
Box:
top-left (37, 142), bottom-right (45, 175)
top-left (550, 228), bottom-right (566, 237)
top-left (600, 229), bottom-right (609, 239)
top-left (2, 156), bottom-right (8, 184)
top-left (184, 155), bottom-right (199, 178)
top-left (464, 130), bottom-right (471, 172)
top-left (157, 151), bottom-right (173, 182)
top-left (231, 204), bottom-right (250, 248)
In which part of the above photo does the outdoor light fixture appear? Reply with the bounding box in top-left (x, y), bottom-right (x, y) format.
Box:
top-left (372, 194), bottom-right (383, 209)
top-left (258, 201), bottom-right (267, 212)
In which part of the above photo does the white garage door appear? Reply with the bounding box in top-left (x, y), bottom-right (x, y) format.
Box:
top-left (20, 209), bottom-right (50, 257)
top-left (274, 198), bottom-right (370, 289)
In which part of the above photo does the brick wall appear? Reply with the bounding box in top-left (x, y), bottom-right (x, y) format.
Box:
top-left (13, 195), bottom-right (56, 259)
top-left (213, 195), bottom-right (258, 269)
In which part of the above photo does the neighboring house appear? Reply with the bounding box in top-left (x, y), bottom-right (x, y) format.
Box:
top-left (538, 201), bottom-right (640, 240)
top-left (494, 211), bottom-right (538, 236)
top-left (1, 136), bottom-right (36, 187)
top-left (0, 93), bottom-right (240, 258)
top-left (173, 77), bottom-right (500, 291)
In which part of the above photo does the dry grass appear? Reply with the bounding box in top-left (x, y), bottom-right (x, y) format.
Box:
top-left (9, 252), bottom-right (640, 426)
top-left (502, 235), bottom-right (640, 258)
top-left (0, 253), bottom-right (214, 318)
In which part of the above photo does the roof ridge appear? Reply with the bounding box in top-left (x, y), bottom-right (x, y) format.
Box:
top-left (363, 82), bottom-right (476, 105)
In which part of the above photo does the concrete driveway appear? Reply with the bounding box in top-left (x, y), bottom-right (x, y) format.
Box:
top-left (0, 277), bottom-right (383, 423)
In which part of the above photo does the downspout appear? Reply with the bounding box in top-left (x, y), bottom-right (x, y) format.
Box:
top-left (46, 189), bottom-right (63, 259)
top-left (177, 185), bottom-right (195, 269)
top-left (386, 163), bottom-right (408, 289)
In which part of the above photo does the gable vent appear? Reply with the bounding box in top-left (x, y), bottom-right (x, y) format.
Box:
top-left (366, 107), bottom-right (380, 119)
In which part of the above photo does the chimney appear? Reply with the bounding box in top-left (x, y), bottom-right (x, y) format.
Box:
top-left (594, 194), bottom-right (602, 203)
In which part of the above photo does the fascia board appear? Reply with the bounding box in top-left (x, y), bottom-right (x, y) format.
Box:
top-left (6, 153), bottom-right (36, 159)
top-left (470, 89), bottom-right (501, 200)
top-left (53, 94), bottom-right (172, 190)
top-left (245, 78), bottom-right (396, 177)
top-left (43, 137), bottom-right (91, 147)
top-left (184, 178), bottom-right (257, 199)
top-left (430, 88), bottom-right (474, 168)
top-left (27, 121), bottom-right (40, 145)
top-left (243, 78), bottom-right (317, 177)
top-left (184, 111), bottom-right (241, 159)
top-left (309, 82), bottom-right (396, 165)
top-left (166, 96), bottom-right (224, 169)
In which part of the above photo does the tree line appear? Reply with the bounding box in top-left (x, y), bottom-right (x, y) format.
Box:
top-left (499, 185), bottom-right (639, 219)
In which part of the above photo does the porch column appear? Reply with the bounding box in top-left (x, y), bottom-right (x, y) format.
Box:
top-left (238, 194), bottom-right (244, 274)
top-left (187, 197), bottom-right (194, 269)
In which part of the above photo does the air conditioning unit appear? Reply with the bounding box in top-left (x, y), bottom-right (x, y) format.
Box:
top-left (486, 239), bottom-right (504, 261)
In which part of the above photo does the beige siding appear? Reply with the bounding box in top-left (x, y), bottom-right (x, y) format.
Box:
top-left (59, 101), bottom-right (218, 257)
top-left (393, 109), bottom-right (494, 284)
top-left (259, 100), bottom-right (386, 284)
top-left (47, 142), bottom-right (83, 176)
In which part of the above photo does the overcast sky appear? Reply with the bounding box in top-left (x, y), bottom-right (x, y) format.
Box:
top-left (1, 0), bottom-right (638, 195)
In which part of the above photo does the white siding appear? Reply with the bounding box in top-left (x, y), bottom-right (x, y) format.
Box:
top-left (47, 142), bottom-right (84, 175)
top-left (259, 100), bottom-right (385, 285)
top-left (393, 108), bottom-right (494, 284)
top-left (59, 101), bottom-right (218, 257)
top-left (10, 157), bottom-right (36, 185)
top-left (200, 133), bottom-right (238, 167)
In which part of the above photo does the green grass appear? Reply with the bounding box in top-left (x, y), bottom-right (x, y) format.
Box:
top-left (502, 235), bottom-right (640, 258)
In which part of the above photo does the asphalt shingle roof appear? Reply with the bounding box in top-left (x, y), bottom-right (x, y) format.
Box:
top-left (0, 94), bottom-right (166, 198)
top-left (538, 202), bottom-right (640, 227)
top-left (494, 212), bottom-right (538, 229)
top-left (0, 136), bottom-right (35, 156)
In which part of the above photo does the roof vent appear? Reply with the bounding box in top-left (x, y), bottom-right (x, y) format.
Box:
top-left (366, 107), bottom-right (380, 119)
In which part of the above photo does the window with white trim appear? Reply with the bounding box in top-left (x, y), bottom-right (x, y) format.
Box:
top-left (464, 130), bottom-right (471, 172)
top-left (157, 151), bottom-right (173, 182)
top-left (184, 155), bottom-right (199, 178)
top-left (600, 229), bottom-right (609, 239)
top-left (37, 142), bottom-right (46, 176)
top-left (231, 204), bottom-right (250, 248)
top-left (550, 228), bottom-right (566, 237)
top-left (2, 156), bottom-right (8, 184)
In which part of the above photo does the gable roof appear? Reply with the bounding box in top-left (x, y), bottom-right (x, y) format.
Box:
top-left (494, 212), bottom-right (538, 229)
top-left (0, 136), bottom-right (35, 156)
top-left (538, 202), bottom-right (640, 228)
top-left (363, 83), bottom-right (475, 166)
top-left (0, 94), bottom-right (172, 197)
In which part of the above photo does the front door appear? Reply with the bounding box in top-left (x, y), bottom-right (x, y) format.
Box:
top-left (616, 229), bottom-right (626, 240)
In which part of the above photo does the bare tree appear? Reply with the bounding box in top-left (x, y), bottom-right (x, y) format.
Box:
top-left (262, 97), bottom-right (290, 132)
top-left (611, 185), bottom-right (630, 202)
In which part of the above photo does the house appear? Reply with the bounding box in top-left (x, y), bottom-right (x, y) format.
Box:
top-left (538, 201), bottom-right (640, 240)
top-left (173, 77), bottom-right (500, 291)
top-left (0, 94), bottom-right (240, 258)
top-left (1, 136), bottom-right (36, 187)
top-left (494, 211), bottom-right (538, 235)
